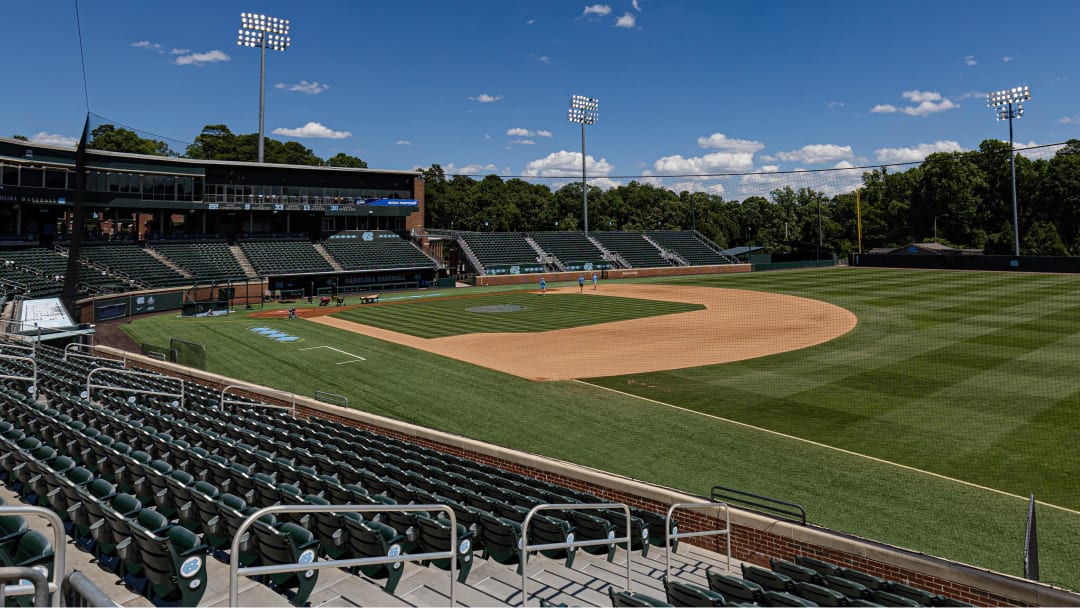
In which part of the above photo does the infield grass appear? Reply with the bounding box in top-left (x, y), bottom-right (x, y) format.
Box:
top-left (332, 291), bottom-right (703, 337)
top-left (120, 271), bottom-right (1080, 589)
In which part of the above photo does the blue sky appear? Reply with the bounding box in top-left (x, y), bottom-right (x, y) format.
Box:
top-left (5, 1), bottom-right (1080, 198)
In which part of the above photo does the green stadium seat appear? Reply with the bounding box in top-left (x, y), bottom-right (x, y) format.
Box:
top-left (764, 590), bottom-right (819, 606)
top-left (663, 577), bottom-right (726, 606)
top-left (250, 518), bottom-right (320, 607)
top-left (609, 587), bottom-right (674, 607)
top-left (707, 571), bottom-right (764, 604)
top-left (888, 582), bottom-right (935, 606)
top-left (824, 574), bottom-right (871, 599)
top-left (871, 590), bottom-right (921, 607)
top-left (932, 596), bottom-right (974, 607)
top-left (416, 513), bottom-right (475, 583)
top-left (743, 563), bottom-right (795, 592)
top-left (342, 515), bottom-right (407, 594)
top-left (0, 515), bottom-right (30, 547)
top-left (794, 581), bottom-right (848, 606)
top-left (127, 518), bottom-right (208, 606)
top-left (774, 558), bottom-right (825, 584)
top-left (842, 568), bottom-right (891, 592)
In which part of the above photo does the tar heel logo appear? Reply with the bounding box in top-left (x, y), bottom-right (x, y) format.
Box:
top-left (180, 556), bottom-right (202, 578)
top-left (459, 538), bottom-right (471, 554)
top-left (509, 265), bottom-right (521, 275)
top-left (298, 549), bottom-right (316, 565)
top-left (388, 543), bottom-right (403, 568)
top-left (362, 231), bottom-right (375, 241)
top-left (584, 262), bottom-right (593, 271)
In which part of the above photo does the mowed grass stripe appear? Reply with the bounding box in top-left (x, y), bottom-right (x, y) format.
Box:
top-left (591, 268), bottom-right (1080, 510)
top-left (332, 292), bottom-right (703, 338)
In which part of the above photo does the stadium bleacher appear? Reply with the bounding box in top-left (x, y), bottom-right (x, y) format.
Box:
top-left (645, 230), bottom-right (729, 266)
top-left (0, 340), bottom-right (988, 607)
top-left (78, 243), bottom-right (190, 288)
top-left (0, 246), bottom-right (128, 297)
top-left (149, 240), bottom-right (249, 283)
top-left (459, 232), bottom-right (545, 274)
top-left (591, 232), bottom-right (672, 268)
top-left (239, 239), bottom-right (334, 276)
top-left (528, 231), bottom-right (610, 271)
top-left (323, 231), bottom-right (436, 271)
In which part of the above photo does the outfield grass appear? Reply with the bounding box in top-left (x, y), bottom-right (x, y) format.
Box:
top-left (120, 270), bottom-right (1080, 589)
top-left (332, 291), bottom-right (702, 338)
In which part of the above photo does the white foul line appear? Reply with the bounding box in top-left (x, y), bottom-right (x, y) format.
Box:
top-left (299, 345), bottom-right (366, 364)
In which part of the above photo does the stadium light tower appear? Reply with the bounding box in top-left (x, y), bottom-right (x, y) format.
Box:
top-left (987, 85), bottom-right (1031, 256)
top-left (238, 12), bottom-right (291, 163)
top-left (568, 94), bottom-right (599, 235)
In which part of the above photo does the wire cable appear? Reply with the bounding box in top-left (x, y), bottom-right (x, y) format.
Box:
top-left (74, 0), bottom-right (91, 112)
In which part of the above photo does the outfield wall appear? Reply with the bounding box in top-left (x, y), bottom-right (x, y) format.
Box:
top-left (472, 263), bottom-right (751, 287)
top-left (852, 253), bottom-right (1080, 273)
top-left (92, 346), bottom-right (1080, 607)
top-left (75, 280), bottom-right (266, 324)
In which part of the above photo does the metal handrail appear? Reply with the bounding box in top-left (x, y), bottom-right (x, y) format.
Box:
top-left (60, 570), bottom-right (120, 607)
top-left (313, 390), bottom-right (349, 408)
top-left (229, 503), bottom-right (458, 607)
top-left (0, 567), bottom-right (49, 607)
top-left (86, 367), bottom-right (184, 407)
top-left (0, 354), bottom-right (38, 394)
top-left (664, 502), bottom-right (731, 582)
top-left (63, 342), bottom-right (97, 361)
top-left (520, 503), bottom-right (633, 607)
top-left (0, 506), bottom-right (67, 607)
top-left (710, 485), bottom-right (806, 525)
top-left (221, 383), bottom-right (297, 416)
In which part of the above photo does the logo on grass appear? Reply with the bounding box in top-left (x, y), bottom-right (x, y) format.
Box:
top-left (249, 327), bottom-right (302, 342)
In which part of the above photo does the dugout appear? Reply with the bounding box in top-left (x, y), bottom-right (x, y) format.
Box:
top-left (266, 266), bottom-right (440, 300)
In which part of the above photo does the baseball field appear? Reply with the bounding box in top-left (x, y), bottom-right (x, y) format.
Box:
top-left (120, 266), bottom-right (1080, 590)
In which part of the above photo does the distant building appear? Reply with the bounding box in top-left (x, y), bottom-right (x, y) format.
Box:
top-left (868, 242), bottom-right (984, 256)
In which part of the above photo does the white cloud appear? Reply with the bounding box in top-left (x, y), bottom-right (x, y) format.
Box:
top-left (395, 140), bottom-right (411, 145)
top-left (510, 139), bottom-right (536, 145)
top-left (834, 160), bottom-right (855, 169)
top-left (827, 101), bottom-right (845, 108)
top-left (874, 140), bottom-right (964, 163)
top-left (654, 152), bottom-right (754, 174)
top-left (1003, 56), bottom-right (1014, 62)
top-left (614, 12), bottom-right (637, 28)
top-left (506, 128), bottom-right (553, 138)
top-left (169, 48), bottom-right (190, 55)
top-left (522, 150), bottom-right (614, 178)
top-left (696, 133), bottom-right (765, 153)
top-left (871, 91), bottom-right (958, 117)
top-left (272, 122), bottom-right (351, 139)
top-left (963, 55), bottom-right (976, 66)
top-left (274, 80), bottom-right (329, 94)
top-left (538, 55), bottom-right (550, 64)
top-left (29, 132), bottom-right (78, 148)
top-left (1058, 116), bottom-right (1080, 124)
top-left (445, 162), bottom-right (500, 175)
top-left (469, 93), bottom-right (503, 103)
top-left (632, 0), bottom-right (642, 10)
top-left (764, 144), bottom-right (853, 164)
top-left (173, 49), bottom-right (230, 66)
top-left (131, 40), bottom-right (162, 53)
top-left (664, 179), bottom-right (726, 195)
top-left (583, 4), bottom-right (612, 16)
top-left (527, 19), bottom-right (535, 24)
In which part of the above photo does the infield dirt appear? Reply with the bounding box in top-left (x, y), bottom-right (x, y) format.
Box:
top-left (265, 283), bottom-right (856, 381)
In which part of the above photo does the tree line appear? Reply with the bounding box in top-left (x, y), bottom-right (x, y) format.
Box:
top-left (24, 124), bottom-right (1080, 255)
top-left (420, 139), bottom-right (1080, 256)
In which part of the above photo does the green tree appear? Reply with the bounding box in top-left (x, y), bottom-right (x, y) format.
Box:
top-left (89, 124), bottom-right (174, 156)
top-left (11, 135), bottom-right (28, 141)
top-left (326, 152), bottom-right (368, 168)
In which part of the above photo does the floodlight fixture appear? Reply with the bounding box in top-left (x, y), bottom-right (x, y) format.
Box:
top-left (237, 12), bottom-right (292, 163)
top-left (567, 94), bottom-right (599, 235)
top-left (986, 85), bottom-right (1032, 256)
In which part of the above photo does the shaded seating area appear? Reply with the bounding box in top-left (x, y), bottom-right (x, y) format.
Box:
top-left (239, 239), bottom-right (334, 275)
top-left (0, 246), bottom-right (125, 297)
top-left (323, 231), bottom-right (436, 270)
top-left (150, 240), bottom-right (248, 282)
top-left (79, 243), bottom-right (190, 288)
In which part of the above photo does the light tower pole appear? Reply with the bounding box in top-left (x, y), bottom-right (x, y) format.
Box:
top-left (568, 95), bottom-right (599, 235)
top-left (238, 12), bottom-right (291, 163)
top-left (987, 85), bottom-right (1031, 256)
